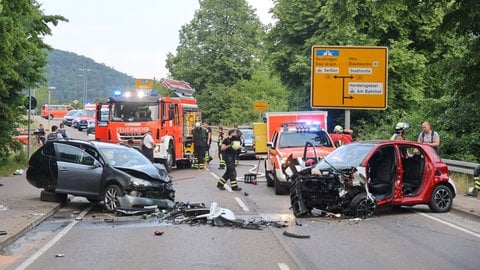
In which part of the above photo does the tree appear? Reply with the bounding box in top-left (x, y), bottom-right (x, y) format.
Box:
top-left (166, 0), bottom-right (265, 91)
top-left (0, 0), bottom-right (66, 162)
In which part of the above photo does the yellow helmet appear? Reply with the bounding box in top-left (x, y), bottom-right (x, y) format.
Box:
top-left (334, 125), bottom-right (343, 133)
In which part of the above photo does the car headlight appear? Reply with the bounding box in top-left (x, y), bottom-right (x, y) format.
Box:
top-left (130, 177), bottom-right (152, 187)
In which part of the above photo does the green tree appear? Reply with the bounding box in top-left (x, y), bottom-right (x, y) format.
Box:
top-left (0, 0), bottom-right (65, 163)
top-left (165, 0), bottom-right (274, 122)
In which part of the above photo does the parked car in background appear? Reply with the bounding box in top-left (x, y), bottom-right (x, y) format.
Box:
top-left (238, 127), bottom-right (255, 159)
top-left (26, 139), bottom-right (175, 212)
top-left (77, 109), bottom-right (95, 131)
top-left (288, 140), bottom-right (456, 218)
top-left (71, 110), bottom-right (86, 129)
top-left (63, 109), bottom-right (78, 126)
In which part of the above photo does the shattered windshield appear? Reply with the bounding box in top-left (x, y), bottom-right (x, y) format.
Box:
top-left (316, 143), bottom-right (374, 170)
top-left (100, 147), bottom-right (152, 167)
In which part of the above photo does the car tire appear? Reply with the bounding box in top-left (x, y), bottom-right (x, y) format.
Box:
top-left (265, 161), bottom-right (274, 187)
top-left (428, 185), bottom-right (453, 213)
top-left (161, 142), bottom-right (174, 172)
top-left (350, 193), bottom-right (376, 218)
top-left (103, 185), bottom-right (124, 212)
top-left (274, 174), bottom-right (289, 195)
top-left (40, 190), bottom-right (68, 203)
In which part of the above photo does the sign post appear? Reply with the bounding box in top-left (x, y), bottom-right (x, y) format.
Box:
top-left (311, 46), bottom-right (388, 110)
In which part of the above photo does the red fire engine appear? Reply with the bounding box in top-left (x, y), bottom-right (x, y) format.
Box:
top-left (95, 78), bottom-right (201, 170)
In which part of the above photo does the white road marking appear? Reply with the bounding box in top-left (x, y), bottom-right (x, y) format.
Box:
top-left (234, 197), bottom-right (249, 212)
top-left (15, 206), bottom-right (92, 270)
top-left (418, 212), bottom-right (480, 239)
top-left (278, 263), bottom-right (291, 270)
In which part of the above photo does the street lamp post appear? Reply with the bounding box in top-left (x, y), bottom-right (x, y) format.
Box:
top-left (48, 86), bottom-right (55, 131)
top-left (79, 68), bottom-right (91, 105)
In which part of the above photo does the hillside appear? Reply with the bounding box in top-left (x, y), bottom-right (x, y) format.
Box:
top-left (45, 49), bottom-right (135, 104)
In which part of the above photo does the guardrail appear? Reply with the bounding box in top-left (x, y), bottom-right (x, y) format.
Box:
top-left (443, 159), bottom-right (479, 175)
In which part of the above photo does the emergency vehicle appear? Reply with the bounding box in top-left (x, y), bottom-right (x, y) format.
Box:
top-left (256, 111), bottom-right (336, 195)
top-left (95, 78), bottom-right (201, 170)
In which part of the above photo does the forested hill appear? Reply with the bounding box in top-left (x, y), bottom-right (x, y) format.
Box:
top-left (45, 49), bottom-right (135, 104)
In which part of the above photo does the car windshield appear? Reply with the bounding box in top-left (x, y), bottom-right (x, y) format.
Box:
top-left (279, 131), bottom-right (332, 148)
top-left (99, 146), bottom-right (152, 167)
top-left (316, 143), bottom-right (375, 170)
top-left (240, 129), bottom-right (253, 142)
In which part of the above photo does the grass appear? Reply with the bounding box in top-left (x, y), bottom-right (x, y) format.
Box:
top-left (449, 172), bottom-right (473, 194)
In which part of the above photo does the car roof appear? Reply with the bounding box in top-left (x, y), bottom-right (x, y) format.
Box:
top-left (45, 139), bottom-right (128, 150)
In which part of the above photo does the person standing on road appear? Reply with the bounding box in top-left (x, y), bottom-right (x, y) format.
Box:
top-left (47, 125), bottom-right (64, 141)
top-left (329, 125), bottom-right (353, 147)
top-left (391, 122), bottom-right (408, 140)
top-left (192, 122), bottom-right (208, 169)
top-left (217, 127), bottom-right (225, 169)
top-left (217, 128), bottom-right (242, 191)
top-left (141, 130), bottom-right (155, 162)
top-left (58, 123), bottom-right (70, 140)
top-left (203, 121), bottom-right (213, 162)
top-left (465, 165), bottom-right (480, 197)
top-left (35, 124), bottom-right (46, 145)
top-left (417, 122), bottom-right (440, 152)
top-left (233, 124), bottom-right (243, 165)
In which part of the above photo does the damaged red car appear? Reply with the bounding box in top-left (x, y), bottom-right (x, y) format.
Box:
top-left (289, 141), bottom-right (456, 218)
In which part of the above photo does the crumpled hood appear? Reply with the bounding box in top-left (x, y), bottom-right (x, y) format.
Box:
top-left (114, 164), bottom-right (171, 183)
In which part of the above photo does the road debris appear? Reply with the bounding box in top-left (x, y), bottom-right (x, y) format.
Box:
top-left (282, 231), bottom-right (310, 239)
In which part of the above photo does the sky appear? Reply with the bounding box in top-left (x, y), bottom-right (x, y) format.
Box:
top-left (37, 0), bottom-right (275, 80)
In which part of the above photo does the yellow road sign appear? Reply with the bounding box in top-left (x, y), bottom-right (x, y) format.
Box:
top-left (254, 101), bottom-right (268, 112)
top-left (311, 46), bottom-right (388, 109)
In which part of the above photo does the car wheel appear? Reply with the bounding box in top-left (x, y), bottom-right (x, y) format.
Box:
top-left (274, 174), bottom-right (289, 195)
top-left (428, 185), bottom-right (453, 213)
top-left (103, 185), bottom-right (124, 212)
top-left (161, 142), bottom-right (174, 172)
top-left (40, 190), bottom-right (68, 203)
top-left (350, 193), bottom-right (376, 218)
top-left (265, 161), bottom-right (274, 187)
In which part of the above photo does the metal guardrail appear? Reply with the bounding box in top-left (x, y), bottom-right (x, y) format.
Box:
top-left (443, 159), bottom-right (479, 175)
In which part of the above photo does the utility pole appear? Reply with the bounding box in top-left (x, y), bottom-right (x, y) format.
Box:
top-left (79, 68), bottom-right (91, 105)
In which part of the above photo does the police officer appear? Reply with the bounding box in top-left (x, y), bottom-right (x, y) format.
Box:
top-left (216, 129), bottom-right (242, 191)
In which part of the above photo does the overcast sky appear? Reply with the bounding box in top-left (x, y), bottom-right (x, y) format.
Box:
top-left (37, 0), bottom-right (274, 79)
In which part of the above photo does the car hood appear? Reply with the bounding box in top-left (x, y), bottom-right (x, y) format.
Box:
top-left (114, 164), bottom-right (171, 183)
top-left (277, 146), bottom-right (334, 159)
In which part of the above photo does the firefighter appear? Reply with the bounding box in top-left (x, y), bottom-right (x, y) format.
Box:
top-left (330, 125), bottom-right (353, 147)
top-left (217, 128), bottom-right (242, 191)
top-left (391, 122), bottom-right (409, 140)
top-left (203, 121), bottom-right (213, 162)
top-left (192, 122), bottom-right (207, 169)
top-left (465, 165), bottom-right (480, 197)
top-left (217, 126), bottom-right (225, 169)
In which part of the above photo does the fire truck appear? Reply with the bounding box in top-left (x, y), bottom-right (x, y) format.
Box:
top-left (95, 78), bottom-right (201, 170)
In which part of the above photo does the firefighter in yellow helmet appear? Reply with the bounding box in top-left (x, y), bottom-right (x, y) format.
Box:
top-left (216, 129), bottom-right (242, 191)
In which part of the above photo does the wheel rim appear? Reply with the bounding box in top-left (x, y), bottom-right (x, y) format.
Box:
top-left (356, 197), bottom-right (376, 218)
top-left (434, 188), bottom-right (451, 210)
top-left (104, 187), bottom-right (120, 211)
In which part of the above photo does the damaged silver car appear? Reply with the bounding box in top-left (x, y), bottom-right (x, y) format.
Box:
top-left (26, 139), bottom-right (175, 212)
